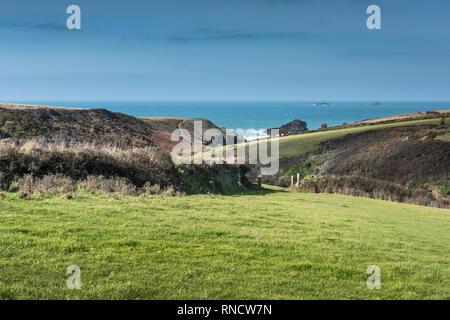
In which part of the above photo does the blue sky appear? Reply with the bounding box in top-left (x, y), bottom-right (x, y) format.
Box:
top-left (1, 0), bottom-right (449, 101)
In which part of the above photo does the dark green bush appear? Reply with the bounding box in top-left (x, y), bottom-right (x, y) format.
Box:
top-left (179, 163), bottom-right (251, 194)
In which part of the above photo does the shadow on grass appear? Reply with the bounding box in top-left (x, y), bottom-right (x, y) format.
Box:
top-left (186, 185), bottom-right (285, 197)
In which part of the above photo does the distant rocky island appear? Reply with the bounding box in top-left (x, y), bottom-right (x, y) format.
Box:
top-left (266, 119), bottom-right (308, 136)
top-left (372, 101), bottom-right (382, 106)
top-left (313, 102), bottom-right (331, 106)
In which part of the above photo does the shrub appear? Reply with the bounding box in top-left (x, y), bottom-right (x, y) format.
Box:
top-left (283, 155), bottom-right (324, 178)
top-left (0, 139), bottom-right (182, 190)
top-left (12, 174), bottom-right (76, 196)
top-left (162, 186), bottom-right (177, 197)
top-left (298, 175), bottom-right (449, 209)
top-left (18, 191), bottom-right (30, 200)
top-left (179, 163), bottom-right (251, 194)
top-left (78, 176), bottom-right (136, 195)
top-left (405, 179), bottom-right (417, 190)
top-left (142, 182), bottom-right (161, 195)
top-left (277, 176), bottom-right (291, 188)
top-left (6, 173), bottom-right (189, 197)
top-left (0, 139), bottom-right (251, 196)
top-left (320, 123), bottom-right (328, 129)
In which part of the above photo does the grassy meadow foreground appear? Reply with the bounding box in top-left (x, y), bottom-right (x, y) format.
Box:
top-left (0, 186), bottom-right (448, 300)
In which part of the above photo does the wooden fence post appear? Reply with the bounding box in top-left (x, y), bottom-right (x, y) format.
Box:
top-left (296, 173), bottom-right (300, 188)
top-left (291, 175), bottom-right (294, 188)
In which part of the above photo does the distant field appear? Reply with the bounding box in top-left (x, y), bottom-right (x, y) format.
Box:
top-left (200, 117), bottom-right (448, 161)
top-left (353, 109), bottom-right (449, 125)
top-left (276, 117), bottom-right (448, 158)
top-left (0, 186), bottom-right (448, 299)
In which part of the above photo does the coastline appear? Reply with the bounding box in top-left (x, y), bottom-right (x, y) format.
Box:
top-left (2, 101), bottom-right (449, 141)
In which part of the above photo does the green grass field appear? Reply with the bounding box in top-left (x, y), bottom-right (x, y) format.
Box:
top-left (0, 186), bottom-right (448, 300)
top-left (199, 118), bottom-right (448, 161)
top-left (275, 118), bottom-right (448, 158)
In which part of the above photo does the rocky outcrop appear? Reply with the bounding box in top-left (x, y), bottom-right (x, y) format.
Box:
top-left (267, 119), bottom-right (308, 136)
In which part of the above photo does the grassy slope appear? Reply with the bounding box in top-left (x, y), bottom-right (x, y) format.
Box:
top-left (272, 118), bottom-right (448, 159)
top-left (203, 118), bottom-right (447, 161)
top-left (0, 186), bottom-right (448, 299)
top-left (353, 109), bottom-right (449, 125)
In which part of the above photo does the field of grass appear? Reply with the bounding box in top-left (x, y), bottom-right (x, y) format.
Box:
top-left (276, 118), bottom-right (448, 158)
top-left (352, 109), bottom-right (449, 125)
top-left (0, 186), bottom-right (448, 299)
top-left (200, 118), bottom-right (448, 161)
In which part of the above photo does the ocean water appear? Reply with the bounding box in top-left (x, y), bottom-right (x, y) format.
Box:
top-left (10, 101), bottom-right (450, 140)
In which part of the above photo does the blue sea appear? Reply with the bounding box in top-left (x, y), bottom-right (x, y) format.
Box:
top-left (10, 101), bottom-right (450, 140)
